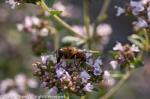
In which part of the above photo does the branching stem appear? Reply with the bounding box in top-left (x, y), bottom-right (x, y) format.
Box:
top-left (143, 29), bottom-right (149, 51)
top-left (93, 0), bottom-right (111, 36)
top-left (38, 0), bottom-right (83, 38)
top-left (100, 71), bottom-right (132, 99)
top-left (83, 0), bottom-right (91, 49)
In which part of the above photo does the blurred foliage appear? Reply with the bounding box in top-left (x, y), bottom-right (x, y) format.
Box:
top-left (62, 36), bottom-right (85, 47)
top-left (45, 0), bottom-right (56, 7)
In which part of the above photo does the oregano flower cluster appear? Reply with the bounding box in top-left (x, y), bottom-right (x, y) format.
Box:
top-left (116, 0), bottom-right (150, 30)
top-left (33, 47), bottom-right (104, 96)
top-left (110, 42), bottom-right (140, 71)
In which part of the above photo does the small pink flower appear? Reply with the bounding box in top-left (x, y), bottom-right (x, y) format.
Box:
top-left (131, 44), bottom-right (140, 52)
top-left (110, 60), bottom-right (118, 69)
top-left (83, 83), bottom-right (93, 92)
top-left (115, 6), bottom-right (125, 16)
top-left (113, 42), bottom-right (124, 51)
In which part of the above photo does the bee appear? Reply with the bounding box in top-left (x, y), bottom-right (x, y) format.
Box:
top-left (56, 47), bottom-right (86, 63)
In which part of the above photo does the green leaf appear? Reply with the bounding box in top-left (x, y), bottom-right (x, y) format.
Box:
top-left (108, 51), bottom-right (118, 58)
top-left (129, 34), bottom-right (145, 43)
top-left (50, 10), bottom-right (62, 16)
top-left (128, 34), bottom-right (145, 49)
top-left (45, 0), bottom-right (56, 7)
top-left (132, 58), bottom-right (143, 68)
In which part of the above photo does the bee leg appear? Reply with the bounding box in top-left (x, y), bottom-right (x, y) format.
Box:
top-left (57, 57), bottom-right (61, 63)
top-left (57, 54), bottom-right (63, 63)
top-left (56, 49), bottom-right (64, 63)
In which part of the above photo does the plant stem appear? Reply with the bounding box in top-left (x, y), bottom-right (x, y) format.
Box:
top-left (38, 0), bottom-right (83, 38)
top-left (100, 71), bottom-right (132, 99)
top-left (86, 92), bottom-right (90, 99)
top-left (81, 96), bottom-right (85, 99)
top-left (88, 50), bottom-right (100, 54)
top-left (65, 93), bottom-right (69, 99)
top-left (54, 30), bottom-right (59, 50)
top-left (93, 0), bottom-right (111, 36)
top-left (48, 23), bottom-right (59, 50)
top-left (66, 96), bottom-right (69, 99)
top-left (143, 29), bottom-right (149, 51)
top-left (52, 15), bottom-right (83, 38)
top-left (83, 0), bottom-right (91, 49)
